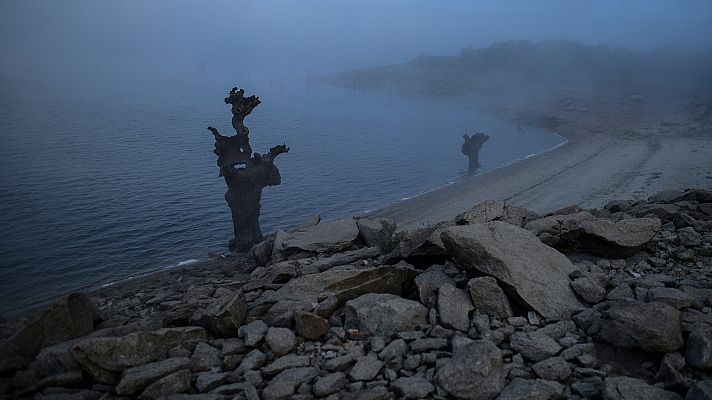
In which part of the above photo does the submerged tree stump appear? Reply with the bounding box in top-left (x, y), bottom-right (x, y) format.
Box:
top-left (208, 87), bottom-right (289, 252)
top-left (461, 132), bottom-right (489, 172)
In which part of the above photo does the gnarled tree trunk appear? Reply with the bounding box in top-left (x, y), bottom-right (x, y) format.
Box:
top-left (207, 87), bottom-right (289, 252)
top-left (461, 132), bottom-right (489, 172)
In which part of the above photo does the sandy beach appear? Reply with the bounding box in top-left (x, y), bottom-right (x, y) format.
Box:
top-left (371, 89), bottom-right (712, 229)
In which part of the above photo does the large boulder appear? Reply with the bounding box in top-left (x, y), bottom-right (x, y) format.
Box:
top-left (563, 218), bottom-right (661, 257)
top-left (344, 293), bottom-right (428, 337)
top-left (524, 212), bottom-right (596, 236)
top-left (438, 283), bottom-right (474, 332)
top-left (686, 327), bottom-right (712, 369)
top-left (190, 290), bottom-right (247, 337)
top-left (588, 300), bottom-right (683, 352)
top-left (441, 222), bottom-right (582, 319)
top-left (257, 265), bottom-right (416, 306)
top-left (356, 218), bottom-right (396, 247)
top-left (272, 218), bottom-right (360, 258)
top-left (455, 200), bottom-right (529, 226)
top-left (71, 327), bottom-right (206, 384)
top-left (437, 340), bottom-right (505, 399)
top-left (603, 376), bottom-right (682, 400)
top-left (0, 292), bottom-right (101, 372)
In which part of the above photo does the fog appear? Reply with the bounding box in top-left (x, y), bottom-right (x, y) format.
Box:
top-left (1, 0), bottom-right (711, 87)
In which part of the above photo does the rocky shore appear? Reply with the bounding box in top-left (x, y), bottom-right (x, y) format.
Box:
top-left (2, 188), bottom-right (712, 399)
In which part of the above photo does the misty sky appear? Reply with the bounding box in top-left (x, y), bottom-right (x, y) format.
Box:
top-left (1, 0), bottom-right (711, 85)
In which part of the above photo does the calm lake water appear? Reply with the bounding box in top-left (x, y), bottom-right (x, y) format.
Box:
top-left (0, 78), bottom-right (564, 315)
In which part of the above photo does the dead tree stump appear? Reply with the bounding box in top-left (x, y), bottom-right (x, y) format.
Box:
top-left (461, 132), bottom-right (489, 172)
top-left (207, 87), bottom-right (289, 252)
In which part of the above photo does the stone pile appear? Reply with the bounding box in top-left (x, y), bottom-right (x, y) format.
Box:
top-left (2, 188), bottom-right (712, 399)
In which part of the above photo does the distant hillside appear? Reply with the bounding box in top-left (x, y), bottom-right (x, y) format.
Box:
top-left (329, 40), bottom-right (712, 98)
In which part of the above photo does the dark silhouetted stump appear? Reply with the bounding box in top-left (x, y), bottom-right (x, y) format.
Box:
top-left (208, 88), bottom-right (289, 252)
top-left (461, 132), bottom-right (489, 172)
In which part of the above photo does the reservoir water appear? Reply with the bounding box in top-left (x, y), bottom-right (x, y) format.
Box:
top-left (0, 78), bottom-right (564, 315)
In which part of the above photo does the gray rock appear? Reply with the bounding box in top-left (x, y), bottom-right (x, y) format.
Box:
top-left (566, 218), bottom-right (661, 258)
top-left (262, 367), bottom-right (318, 400)
top-left (646, 287), bottom-right (695, 309)
top-left (410, 338), bottom-right (448, 353)
top-left (571, 276), bottom-right (607, 304)
top-left (191, 290), bottom-right (247, 337)
top-left (314, 295), bottom-right (339, 318)
top-left (258, 266), bottom-right (416, 306)
top-left (437, 340), bottom-right (504, 399)
top-left (510, 331), bottom-right (561, 362)
top-left (438, 283), bottom-right (474, 331)
top-left (263, 354), bottom-right (311, 377)
top-left (273, 218), bottom-right (360, 257)
top-left (415, 268), bottom-right (456, 306)
top-left (210, 383), bottom-right (247, 395)
top-left (71, 327), bottom-right (206, 384)
top-left (195, 371), bottom-right (229, 393)
top-left (137, 369), bottom-right (191, 400)
top-left (264, 327), bottom-right (297, 356)
top-left (468, 277), bottom-right (513, 319)
top-left (0, 293), bottom-right (100, 371)
top-left (313, 372), bottom-right (347, 397)
top-left (251, 238), bottom-right (274, 268)
top-left (378, 338), bottom-right (408, 360)
top-left (441, 222), bottom-right (582, 319)
top-left (455, 200), bottom-right (529, 226)
top-left (686, 380), bottom-right (712, 400)
top-left (391, 376), bottom-right (435, 399)
top-left (524, 211), bottom-right (596, 236)
top-left (236, 349), bottom-right (267, 374)
top-left (294, 311), bottom-right (329, 340)
top-left (344, 293), bottom-right (427, 337)
top-left (323, 354), bottom-right (355, 372)
top-left (603, 376), bottom-right (682, 400)
top-left (115, 357), bottom-right (190, 395)
top-left (357, 218), bottom-right (397, 248)
top-left (588, 300), bottom-right (683, 352)
top-left (190, 342), bottom-right (222, 371)
top-left (263, 300), bottom-right (313, 328)
top-left (349, 355), bottom-right (384, 381)
top-left (496, 378), bottom-right (565, 400)
top-left (238, 320), bottom-right (268, 347)
top-left (686, 327), bottom-right (712, 369)
top-left (531, 357), bottom-right (572, 381)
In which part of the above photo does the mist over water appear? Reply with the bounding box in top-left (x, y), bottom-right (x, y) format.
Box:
top-left (1, 0), bottom-right (711, 314)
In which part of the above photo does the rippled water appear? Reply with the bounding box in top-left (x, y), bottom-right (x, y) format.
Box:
top-left (0, 79), bottom-right (564, 315)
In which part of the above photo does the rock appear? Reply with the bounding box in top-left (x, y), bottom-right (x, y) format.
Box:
top-left (349, 355), bottom-right (384, 381)
top-left (191, 290), bottom-right (247, 337)
top-left (410, 338), bottom-right (448, 353)
top-left (414, 268), bottom-right (456, 306)
top-left (313, 372), bottom-right (347, 397)
top-left (263, 354), bottom-right (311, 377)
top-left (195, 371), bottom-right (229, 393)
top-left (251, 238), bottom-right (274, 268)
top-left (510, 331), bottom-right (561, 362)
top-left (273, 218), bottom-right (360, 258)
top-left (262, 367), bottom-right (318, 400)
top-left (442, 222), bottom-right (581, 319)
top-left (137, 369), bottom-right (191, 400)
top-left (378, 338), bottom-right (408, 360)
top-left (71, 327), bottom-right (206, 383)
top-left (588, 300), bottom-right (683, 352)
top-left (324, 354), bottom-right (355, 372)
top-left (686, 380), bottom-right (712, 400)
top-left (531, 357), bottom-right (572, 381)
top-left (236, 349), bottom-right (267, 374)
top-left (115, 357), bottom-right (190, 395)
top-left (0, 293), bottom-right (101, 371)
top-left (294, 311), bottom-right (329, 340)
top-left (238, 320), bottom-right (268, 347)
top-left (190, 342), bottom-right (222, 371)
top-left (437, 340), bottom-right (505, 400)
top-left (678, 227), bottom-right (702, 247)
top-left (685, 327), bottom-right (712, 369)
top-left (438, 283), bottom-right (474, 331)
top-left (496, 378), bottom-right (565, 400)
top-left (264, 327), bottom-right (297, 356)
top-left (357, 218), bottom-right (397, 248)
top-left (603, 376), bottom-right (682, 400)
top-left (314, 295), bottom-right (339, 318)
top-left (565, 218), bottom-right (661, 257)
top-left (258, 265), bottom-right (416, 306)
top-left (524, 211), bottom-right (596, 236)
top-left (262, 300), bottom-right (313, 328)
top-left (646, 287), bottom-right (695, 309)
top-left (455, 200), bottom-right (529, 226)
top-left (467, 277), bottom-right (513, 319)
top-left (344, 293), bottom-right (428, 337)
top-left (391, 376), bottom-right (435, 399)
top-left (571, 276), bottom-right (607, 304)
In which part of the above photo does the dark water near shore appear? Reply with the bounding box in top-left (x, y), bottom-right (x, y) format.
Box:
top-left (0, 78), bottom-right (564, 315)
